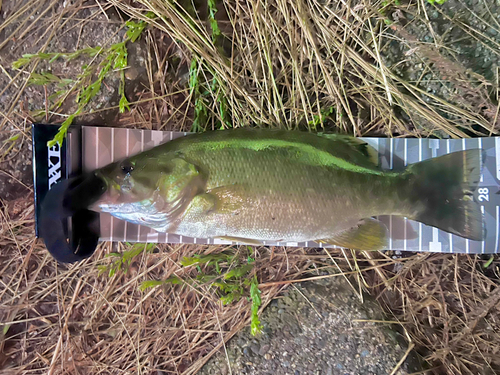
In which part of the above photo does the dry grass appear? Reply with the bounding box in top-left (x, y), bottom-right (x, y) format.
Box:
top-left (2, 0), bottom-right (500, 374)
top-left (374, 253), bottom-right (500, 375)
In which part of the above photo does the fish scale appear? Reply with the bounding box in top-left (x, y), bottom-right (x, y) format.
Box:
top-left (174, 147), bottom-right (387, 241)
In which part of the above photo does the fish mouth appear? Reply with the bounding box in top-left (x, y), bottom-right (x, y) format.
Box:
top-left (39, 172), bottom-right (107, 263)
top-left (88, 172), bottom-right (125, 210)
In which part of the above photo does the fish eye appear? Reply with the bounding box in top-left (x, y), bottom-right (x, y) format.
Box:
top-left (120, 162), bottom-right (134, 174)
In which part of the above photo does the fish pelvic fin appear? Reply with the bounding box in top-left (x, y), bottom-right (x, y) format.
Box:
top-left (318, 218), bottom-right (388, 250)
top-left (407, 149), bottom-right (485, 241)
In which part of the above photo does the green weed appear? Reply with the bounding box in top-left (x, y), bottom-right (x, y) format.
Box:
top-left (12, 18), bottom-right (151, 147)
top-left (187, 0), bottom-right (231, 131)
top-left (139, 276), bottom-right (182, 291)
top-left (1, 133), bottom-right (20, 161)
top-left (12, 47), bottom-right (102, 70)
top-left (143, 249), bottom-right (263, 336)
top-left (47, 40), bottom-right (131, 147)
top-left (249, 275), bottom-right (263, 336)
top-left (98, 243), bottom-right (156, 277)
top-left (207, 0), bottom-right (221, 44)
top-left (27, 72), bottom-right (73, 86)
top-left (308, 106), bottom-right (335, 129)
top-left (189, 58), bottom-right (209, 132)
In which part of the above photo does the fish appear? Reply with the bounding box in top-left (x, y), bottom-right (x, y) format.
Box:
top-left (88, 128), bottom-right (485, 250)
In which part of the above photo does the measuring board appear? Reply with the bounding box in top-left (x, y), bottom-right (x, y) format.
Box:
top-left (73, 127), bottom-right (500, 253)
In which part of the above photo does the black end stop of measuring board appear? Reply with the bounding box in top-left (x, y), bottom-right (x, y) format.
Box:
top-left (38, 173), bottom-right (105, 263)
top-left (32, 123), bottom-right (105, 264)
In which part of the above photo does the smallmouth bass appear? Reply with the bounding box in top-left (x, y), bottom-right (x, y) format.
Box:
top-left (88, 128), bottom-right (484, 249)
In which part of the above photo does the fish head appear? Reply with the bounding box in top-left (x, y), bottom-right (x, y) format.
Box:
top-left (91, 152), bottom-right (206, 221)
top-left (94, 153), bottom-right (159, 206)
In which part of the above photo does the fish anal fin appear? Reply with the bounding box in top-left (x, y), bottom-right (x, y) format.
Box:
top-left (318, 218), bottom-right (388, 250)
top-left (217, 236), bottom-right (262, 245)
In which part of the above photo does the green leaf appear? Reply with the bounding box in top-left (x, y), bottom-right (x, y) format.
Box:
top-left (111, 42), bottom-right (128, 69)
top-left (126, 20), bottom-right (148, 43)
top-left (5, 134), bottom-right (20, 143)
top-left (119, 93), bottom-right (130, 113)
top-left (484, 256), bottom-right (495, 268)
top-left (47, 114), bottom-right (75, 147)
top-left (140, 280), bottom-right (166, 291)
top-left (101, 243), bottom-right (156, 277)
top-left (207, 0), bottom-right (221, 41)
top-left (250, 276), bottom-right (262, 336)
top-left (224, 263), bottom-right (253, 279)
top-left (189, 58), bottom-right (199, 94)
top-left (12, 56), bottom-right (32, 69)
top-left (97, 265), bottom-right (109, 276)
top-left (181, 253), bottom-right (231, 267)
top-left (140, 276), bottom-right (182, 291)
top-left (28, 72), bottom-right (62, 86)
top-left (49, 53), bottom-right (61, 63)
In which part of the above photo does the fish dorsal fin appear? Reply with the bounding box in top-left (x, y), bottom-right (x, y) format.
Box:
top-left (316, 132), bottom-right (379, 167)
top-left (317, 218), bottom-right (388, 250)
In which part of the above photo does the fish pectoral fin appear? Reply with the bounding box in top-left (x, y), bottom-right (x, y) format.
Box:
top-left (318, 218), bottom-right (388, 250)
top-left (216, 236), bottom-right (263, 245)
top-left (205, 185), bottom-right (249, 214)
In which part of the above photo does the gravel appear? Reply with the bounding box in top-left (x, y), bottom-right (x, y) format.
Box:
top-left (199, 276), bottom-right (425, 375)
top-left (380, 0), bottom-right (500, 134)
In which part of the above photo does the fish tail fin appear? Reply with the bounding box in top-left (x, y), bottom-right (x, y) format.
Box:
top-left (406, 149), bottom-right (485, 241)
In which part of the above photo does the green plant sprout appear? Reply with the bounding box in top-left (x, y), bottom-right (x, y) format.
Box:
top-left (12, 47), bottom-right (102, 70)
top-left (98, 243), bottom-right (156, 277)
top-left (207, 0), bottom-right (221, 44)
top-left (484, 255), bottom-right (495, 268)
top-left (186, 0), bottom-right (231, 132)
top-left (1, 133), bottom-right (20, 161)
top-left (308, 106), bottom-right (335, 128)
top-left (249, 275), bottom-right (263, 336)
top-left (142, 248), bottom-right (263, 335)
top-left (427, 0), bottom-right (447, 4)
